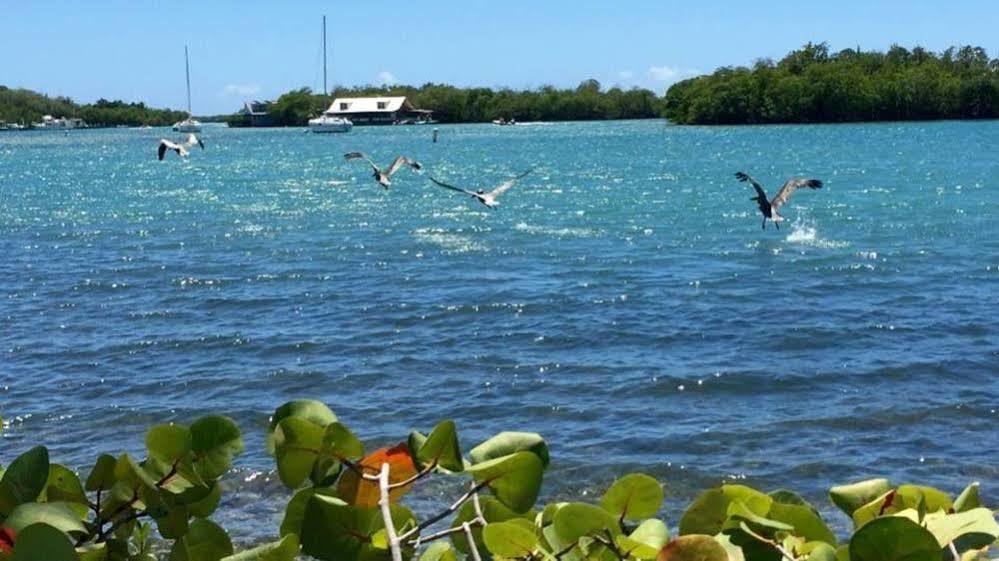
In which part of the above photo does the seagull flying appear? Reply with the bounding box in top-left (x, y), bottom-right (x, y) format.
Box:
top-left (344, 152), bottom-right (422, 188)
top-left (158, 134), bottom-right (204, 160)
top-left (429, 168), bottom-right (533, 209)
top-left (735, 172), bottom-right (823, 230)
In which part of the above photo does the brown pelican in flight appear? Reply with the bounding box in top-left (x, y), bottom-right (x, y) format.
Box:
top-left (735, 172), bottom-right (823, 229)
top-left (157, 134), bottom-right (204, 160)
top-left (344, 152), bottom-right (422, 188)
top-left (429, 168), bottom-right (533, 209)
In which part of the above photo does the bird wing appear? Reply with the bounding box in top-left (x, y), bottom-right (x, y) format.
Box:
top-left (344, 152), bottom-right (380, 173)
top-left (185, 134), bottom-right (205, 149)
top-left (385, 156), bottom-right (422, 177)
top-left (735, 171), bottom-right (768, 201)
top-left (488, 168), bottom-right (533, 198)
top-left (429, 176), bottom-right (477, 196)
top-left (770, 178), bottom-right (823, 212)
top-left (157, 140), bottom-right (169, 160)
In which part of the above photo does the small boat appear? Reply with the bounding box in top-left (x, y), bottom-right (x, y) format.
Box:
top-left (172, 46), bottom-right (202, 133)
top-left (309, 113), bottom-right (353, 133)
top-left (492, 118), bottom-right (516, 126)
top-left (32, 115), bottom-right (86, 129)
top-left (307, 16), bottom-right (352, 134)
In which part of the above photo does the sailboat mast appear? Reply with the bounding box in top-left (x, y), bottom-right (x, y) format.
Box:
top-left (185, 45), bottom-right (193, 116)
top-left (322, 16), bottom-right (328, 96)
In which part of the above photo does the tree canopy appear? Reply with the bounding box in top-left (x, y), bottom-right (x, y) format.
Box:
top-left (0, 86), bottom-right (187, 127)
top-left (663, 43), bottom-right (999, 124)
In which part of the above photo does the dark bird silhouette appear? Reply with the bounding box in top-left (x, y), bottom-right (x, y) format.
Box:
top-left (429, 168), bottom-right (533, 209)
top-left (735, 172), bottom-right (823, 230)
top-left (344, 152), bottom-right (422, 188)
top-left (157, 134), bottom-right (204, 160)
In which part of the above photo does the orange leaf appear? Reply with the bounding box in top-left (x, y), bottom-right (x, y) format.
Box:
top-left (0, 527), bottom-right (15, 554)
top-left (337, 443), bottom-right (418, 507)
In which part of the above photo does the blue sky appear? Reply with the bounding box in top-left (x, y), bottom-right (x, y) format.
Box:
top-left (3, 0), bottom-right (998, 114)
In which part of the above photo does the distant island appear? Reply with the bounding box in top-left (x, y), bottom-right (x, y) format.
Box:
top-left (0, 86), bottom-right (188, 128)
top-left (226, 81), bottom-right (665, 127)
top-left (663, 43), bottom-right (999, 125)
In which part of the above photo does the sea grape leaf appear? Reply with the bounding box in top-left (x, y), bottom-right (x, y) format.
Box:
top-left (483, 520), bottom-right (539, 558)
top-left (657, 535), bottom-right (729, 561)
top-left (420, 541), bottom-right (458, 561)
top-left (952, 482), bottom-right (980, 513)
top-left (2, 502), bottom-right (87, 537)
top-left (601, 473), bottom-right (664, 521)
top-left (828, 479), bottom-right (891, 517)
top-left (679, 485), bottom-right (772, 536)
top-left (170, 518), bottom-right (233, 561)
top-left (767, 501), bottom-right (836, 545)
top-left (414, 420), bottom-right (463, 473)
top-left (301, 494), bottom-right (414, 561)
top-left (466, 451), bottom-right (544, 513)
top-left (271, 417), bottom-right (324, 488)
top-left (553, 502), bottom-right (621, 543)
top-left (848, 517), bottom-right (938, 561)
top-left (450, 496), bottom-right (524, 555)
top-left (85, 454), bottom-right (118, 492)
top-left (190, 415), bottom-right (243, 481)
top-left (40, 464), bottom-right (88, 517)
top-left (0, 447), bottom-right (50, 516)
top-left (615, 519), bottom-right (669, 559)
top-left (337, 443), bottom-right (418, 507)
top-left (147, 424), bottom-right (194, 465)
top-left (10, 523), bottom-right (76, 561)
top-left (923, 508), bottom-right (999, 551)
top-left (468, 432), bottom-right (550, 468)
top-left (219, 534), bottom-right (299, 561)
top-left (313, 422), bottom-right (364, 485)
top-left (266, 400), bottom-right (337, 454)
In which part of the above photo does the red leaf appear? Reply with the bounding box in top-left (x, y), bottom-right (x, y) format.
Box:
top-left (0, 527), bottom-right (15, 554)
top-left (337, 443), bottom-right (418, 507)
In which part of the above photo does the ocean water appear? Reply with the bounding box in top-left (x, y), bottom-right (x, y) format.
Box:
top-left (1, 120), bottom-right (997, 541)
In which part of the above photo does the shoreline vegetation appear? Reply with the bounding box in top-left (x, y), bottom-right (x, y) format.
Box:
top-left (664, 43), bottom-right (999, 125)
top-left (4, 43), bottom-right (998, 129)
top-left (1, 402), bottom-right (997, 561)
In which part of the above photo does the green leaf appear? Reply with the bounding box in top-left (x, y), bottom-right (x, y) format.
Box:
top-left (271, 417), bottom-right (323, 488)
top-left (658, 535), bottom-right (730, 561)
top-left (952, 483), bottom-right (980, 513)
top-left (313, 422), bottom-right (364, 486)
top-left (420, 541), bottom-right (458, 561)
top-left (829, 479), bottom-right (891, 517)
top-left (147, 424), bottom-right (194, 465)
top-left (267, 400), bottom-right (337, 454)
top-left (484, 520), bottom-right (539, 558)
top-left (3, 502), bottom-right (87, 536)
top-left (177, 481), bottom-right (222, 518)
top-left (170, 518), bottom-right (234, 561)
top-left (190, 416), bottom-right (243, 480)
top-left (114, 454), bottom-right (159, 491)
top-left (415, 420), bottom-right (464, 473)
top-left (849, 517), bottom-right (939, 561)
top-left (923, 508), bottom-right (999, 551)
top-left (469, 432), bottom-right (550, 468)
top-left (450, 496), bottom-right (523, 556)
top-left (895, 485), bottom-right (951, 514)
top-left (220, 535), bottom-right (300, 561)
top-left (767, 502), bottom-right (836, 545)
top-left (805, 542), bottom-right (838, 561)
top-left (679, 485), bottom-right (772, 536)
top-left (615, 519), bottom-right (669, 559)
top-left (85, 454), bottom-right (118, 492)
top-left (41, 464), bottom-right (88, 517)
top-left (0, 447), bottom-right (50, 516)
top-left (466, 451), bottom-right (544, 513)
top-left (601, 473), bottom-right (663, 521)
top-left (724, 501), bottom-right (793, 537)
top-left (300, 494), bottom-right (415, 561)
top-left (153, 498), bottom-right (190, 540)
top-left (11, 523), bottom-right (77, 561)
top-left (553, 502), bottom-right (620, 543)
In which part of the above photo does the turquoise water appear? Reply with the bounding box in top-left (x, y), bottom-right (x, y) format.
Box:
top-left (1, 120), bottom-right (997, 539)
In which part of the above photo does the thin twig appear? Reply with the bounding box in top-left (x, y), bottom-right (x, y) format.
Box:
top-left (406, 521), bottom-right (482, 545)
top-left (948, 542), bottom-right (960, 561)
top-left (399, 480), bottom-right (490, 542)
top-left (388, 460), bottom-right (438, 489)
top-left (463, 522), bottom-right (483, 561)
top-left (377, 463), bottom-right (404, 561)
top-left (95, 511), bottom-right (149, 543)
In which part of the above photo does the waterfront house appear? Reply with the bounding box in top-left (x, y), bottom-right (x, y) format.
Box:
top-left (236, 100), bottom-right (275, 127)
top-left (326, 96), bottom-right (433, 125)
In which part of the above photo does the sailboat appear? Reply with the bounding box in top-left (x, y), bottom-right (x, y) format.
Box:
top-left (173, 46), bottom-right (202, 133)
top-left (308, 15), bottom-right (352, 133)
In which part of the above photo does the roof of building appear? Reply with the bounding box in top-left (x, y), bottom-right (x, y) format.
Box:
top-left (240, 100), bottom-right (272, 115)
top-left (327, 96), bottom-right (411, 114)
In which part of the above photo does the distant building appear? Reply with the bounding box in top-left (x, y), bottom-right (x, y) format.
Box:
top-left (237, 100), bottom-right (274, 127)
top-left (326, 96), bottom-right (433, 125)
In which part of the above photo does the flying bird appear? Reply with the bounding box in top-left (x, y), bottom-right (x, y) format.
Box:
top-left (344, 152), bottom-right (422, 188)
top-left (157, 134), bottom-right (204, 160)
top-left (429, 168), bottom-right (533, 209)
top-left (735, 172), bottom-right (823, 230)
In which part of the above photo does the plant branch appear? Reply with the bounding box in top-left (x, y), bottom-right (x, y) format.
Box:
top-left (399, 480), bottom-right (490, 542)
top-left (388, 460), bottom-right (437, 489)
top-left (95, 510), bottom-right (149, 543)
top-left (463, 522), bottom-right (483, 561)
top-left (377, 462), bottom-right (404, 561)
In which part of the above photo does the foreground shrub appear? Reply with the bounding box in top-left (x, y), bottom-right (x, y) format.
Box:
top-left (0, 401), bottom-right (996, 561)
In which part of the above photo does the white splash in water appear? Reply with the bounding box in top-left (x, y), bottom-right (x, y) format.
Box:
top-left (515, 222), bottom-right (599, 238)
top-left (784, 220), bottom-right (849, 249)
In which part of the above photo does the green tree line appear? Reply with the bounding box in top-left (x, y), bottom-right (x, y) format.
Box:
top-left (229, 80), bottom-right (666, 126)
top-left (664, 43), bottom-right (999, 124)
top-left (0, 86), bottom-right (188, 127)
